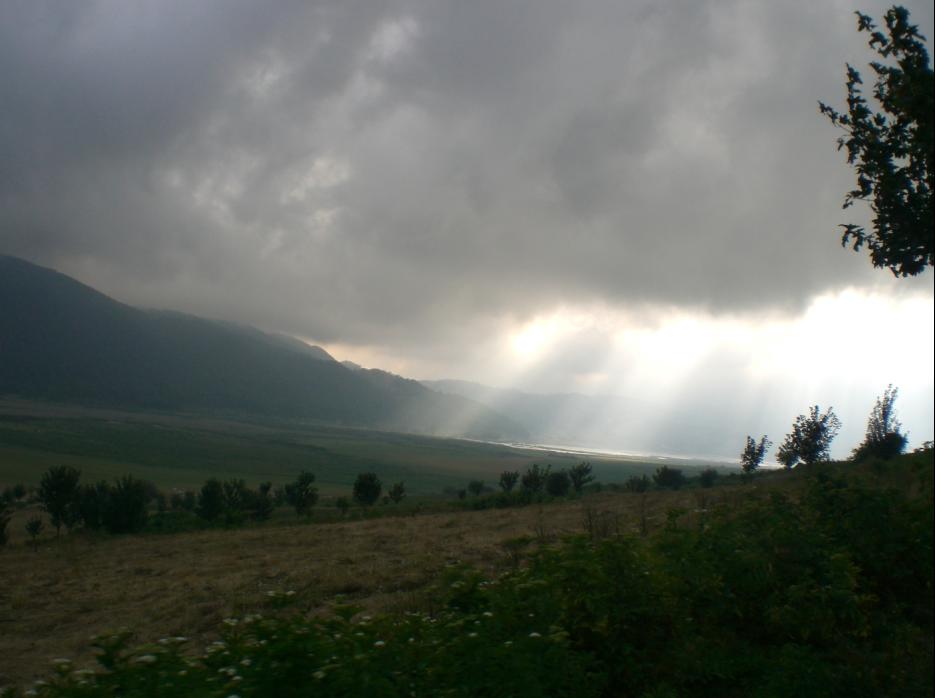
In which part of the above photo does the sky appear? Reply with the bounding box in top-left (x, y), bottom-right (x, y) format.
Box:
top-left (1, 0), bottom-right (932, 459)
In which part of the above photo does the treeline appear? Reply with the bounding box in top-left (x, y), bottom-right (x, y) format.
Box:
top-left (0, 468), bottom-right (414, 547)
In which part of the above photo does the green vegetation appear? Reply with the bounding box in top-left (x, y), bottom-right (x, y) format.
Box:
top-left (0, 406), bottom-right (685, 495)
top-left (20, 451), bottom-right (933, 697)
top-left (820, 6), bottom-right (933, 276)
top-left (776, 405), bottom-right (842, 468)
top-left (740, 435), bottom-right (771, 474)
top-left (852, 384), bottom-right (908, 460)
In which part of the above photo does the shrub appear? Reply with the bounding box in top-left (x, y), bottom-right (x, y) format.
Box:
top-left (0, 505), bottom-right (10, 546)
top-left (254, 482), bottom-right (274, 521)
top-left (568, 462), bottom-right (594, 493)
top-left (353, 473), bottom-right (382, 507)
top-left (196, 478), bottom-right (225, 522)
top-left (545, 470), bottom-right (571, 497)
top-left (335, 496), bottom-right (350, 516)
top-left (285, 471), bottom-right (319, 518)
top-left (77, 481), bottom-right (111, 530)
top-left (623, 474), bottom-right (650, 492)
top-left (387, 482), bottom-right (405, 504)
top-left (699, 468), bottom-right (719, 488)
top-left (467, 480), bottom-right (485, 497)
top-left (499, 470), bottom-right (519, 492)
top-left (38, 465), bottom-right (82, 535)
top-left (25, 515), bottom-right (43, 551)
top-left (102, 476), bottom-right (151, 534)
top-left (521, 464), bottom-right (549, 496)
top-left (653, 466), bottom-right (685, 490)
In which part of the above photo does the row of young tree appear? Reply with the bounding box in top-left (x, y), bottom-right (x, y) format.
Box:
top-left (740, 385), bottom-right (913, 473)
top-left (0, 467), bottom-right (412, 547)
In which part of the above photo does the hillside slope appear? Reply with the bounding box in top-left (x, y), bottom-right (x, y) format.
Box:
top-left (0, 255), bottom-right (525, 440)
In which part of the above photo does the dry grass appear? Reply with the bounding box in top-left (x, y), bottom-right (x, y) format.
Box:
top-left (0, 485), bottom-right (761, 689)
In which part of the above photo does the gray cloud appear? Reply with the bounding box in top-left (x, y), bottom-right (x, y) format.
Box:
top-left (1, 0), bottom-right (933, 360)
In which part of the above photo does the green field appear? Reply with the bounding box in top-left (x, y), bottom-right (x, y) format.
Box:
top-left (0, 400), bottom-right (723, 494)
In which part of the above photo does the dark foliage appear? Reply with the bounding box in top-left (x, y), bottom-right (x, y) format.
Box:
top-left (819, 7), bottom-right (933, 276)
top-left (623, 474), bottom-right (650, 493)
top-left (698, 468), bottom-right (719, 488)
top-left (101, 476), bottom-right (151, 534)
top-left (352, 473), bottom-right (382, 507)
top-left (545, 470), bottom-right (571, 497)
top-left (852, 384), bottom-right (908, 461)
top-left (521, 464), bottom-right (549, 495)
top-left (387, 482), bottom-right (406, 504)
top-left (568, 462), bottom-right (594, 493)
top-left (38, 466), bottom-right (82, 535)
top-left (777, 405), bottom-right (842, 467)
top-left (196, 478), bottom-right (225, 522)
top-left (499, 470), bottom-right (520, 492)
top-left (652, 466), bottom-right (685, 490)
top-left (740, 435), bottom-right (772, 474)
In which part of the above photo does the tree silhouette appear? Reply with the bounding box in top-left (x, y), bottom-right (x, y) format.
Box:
top-left (777, 406), bottom-right (842, 467)
top-left (819, 7), bottom-right (933, 276)
top-left (852, 385), bottom-right (908, 460)
top-left (353, 472), bottom-right (382, 507)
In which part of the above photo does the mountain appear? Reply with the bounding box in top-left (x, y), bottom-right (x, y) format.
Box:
top-left (0, 255), bottom-right (526, 441)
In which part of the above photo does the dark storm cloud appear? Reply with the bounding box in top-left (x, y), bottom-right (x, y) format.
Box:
top-left (1, 0), bottom-right (932, 354)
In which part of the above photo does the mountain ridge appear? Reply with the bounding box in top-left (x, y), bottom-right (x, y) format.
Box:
top-left (0, 255), bottom-right (526, 441)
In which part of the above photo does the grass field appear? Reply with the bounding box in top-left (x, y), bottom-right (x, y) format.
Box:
top-left (0, 399), bottom-right (725, 495)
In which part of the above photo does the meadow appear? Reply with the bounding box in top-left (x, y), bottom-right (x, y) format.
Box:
top-left (0, 399), bottom-right (720, 494)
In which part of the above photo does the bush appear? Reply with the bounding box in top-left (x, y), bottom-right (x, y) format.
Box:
top-left (0, 505), bottom-right (10, 546)
top-left (499, 470), bottom-right (519, 492)
top-left (521, 464), bottom-right (549, 496)
top-left (467, 480), bottom-right (485, 497)
top-left (623, 474), bottom-right (650, 492)
top-left (285, 471), bottom-right (319, 518)
top-left (352, 473), bottom-right (382, 507)
top-left (699, 468), bottom-right (718, 488)
top-left (568, 462), bottom-right (594, 493)
top-left (653, 466), bottom-right (685, 490)
top-left (545, 470), bottom-right (571, 498)
top-left (387, 482), bottom-right (405, 504)
top-left (102, 476), bottom-right (151, 534)
top-left (77, 481), bottom-right (111, 530)
top-left (196, 478), bottom-right (225, 522)
top-left (38, 465), bottom-right (82, 535)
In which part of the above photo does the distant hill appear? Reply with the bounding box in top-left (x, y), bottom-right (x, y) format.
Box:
top-left (0, 255), bottom-right (526, 441)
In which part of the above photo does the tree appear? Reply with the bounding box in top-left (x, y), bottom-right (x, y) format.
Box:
top-left (388, 482), bottom-right (406, 504)
top-left (699, 468), bottom-right (719, 488)
top-left (197, 478), bottom-right (225, 522)
top-left (0, 505), bottom-right (10, 547)
top-left (545, 470), bottom-right (571, 497)
top-left (819, 6), bottom-right (933, 276)
top-left (285, 471), bottom-right (319, 518)
top-left (467, 480), bottom-right (485, 497)
top-left (25, 516), bottom-right (43, 551)
top-left (623, 474), bottom-right (650, 493)
top-left (38, 466), bottom-right (82, 535)
top-left (499, 470), bottom-right (520, 492)
top-left (777, 405), bottom-right (842, 467)
top-left (102, 476), bottom-right (150, 534)
top-left (353, 473), bottom-right (382, 507)
top-left (740, 435), bottom-right (772, 474)
top-left (222, 478), bottom-right (252, 525)
top-left (335, 496), bottom-right (350, 516)
top-left (652, 466), bottom-right (685, 490)
top-left (568, 462), bottom-right (594, 493)
top-left (77, 481), bottom-right (111, 530)
top-left (254, 482), bottom-right (274, 521)
top-left (852, 384), bottom-right (908, 460)
top-left (521, 464), bottom-right (549, 495)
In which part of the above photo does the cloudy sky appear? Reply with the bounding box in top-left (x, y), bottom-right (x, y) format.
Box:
top-left (2, 0), bottom-right (932, 458)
